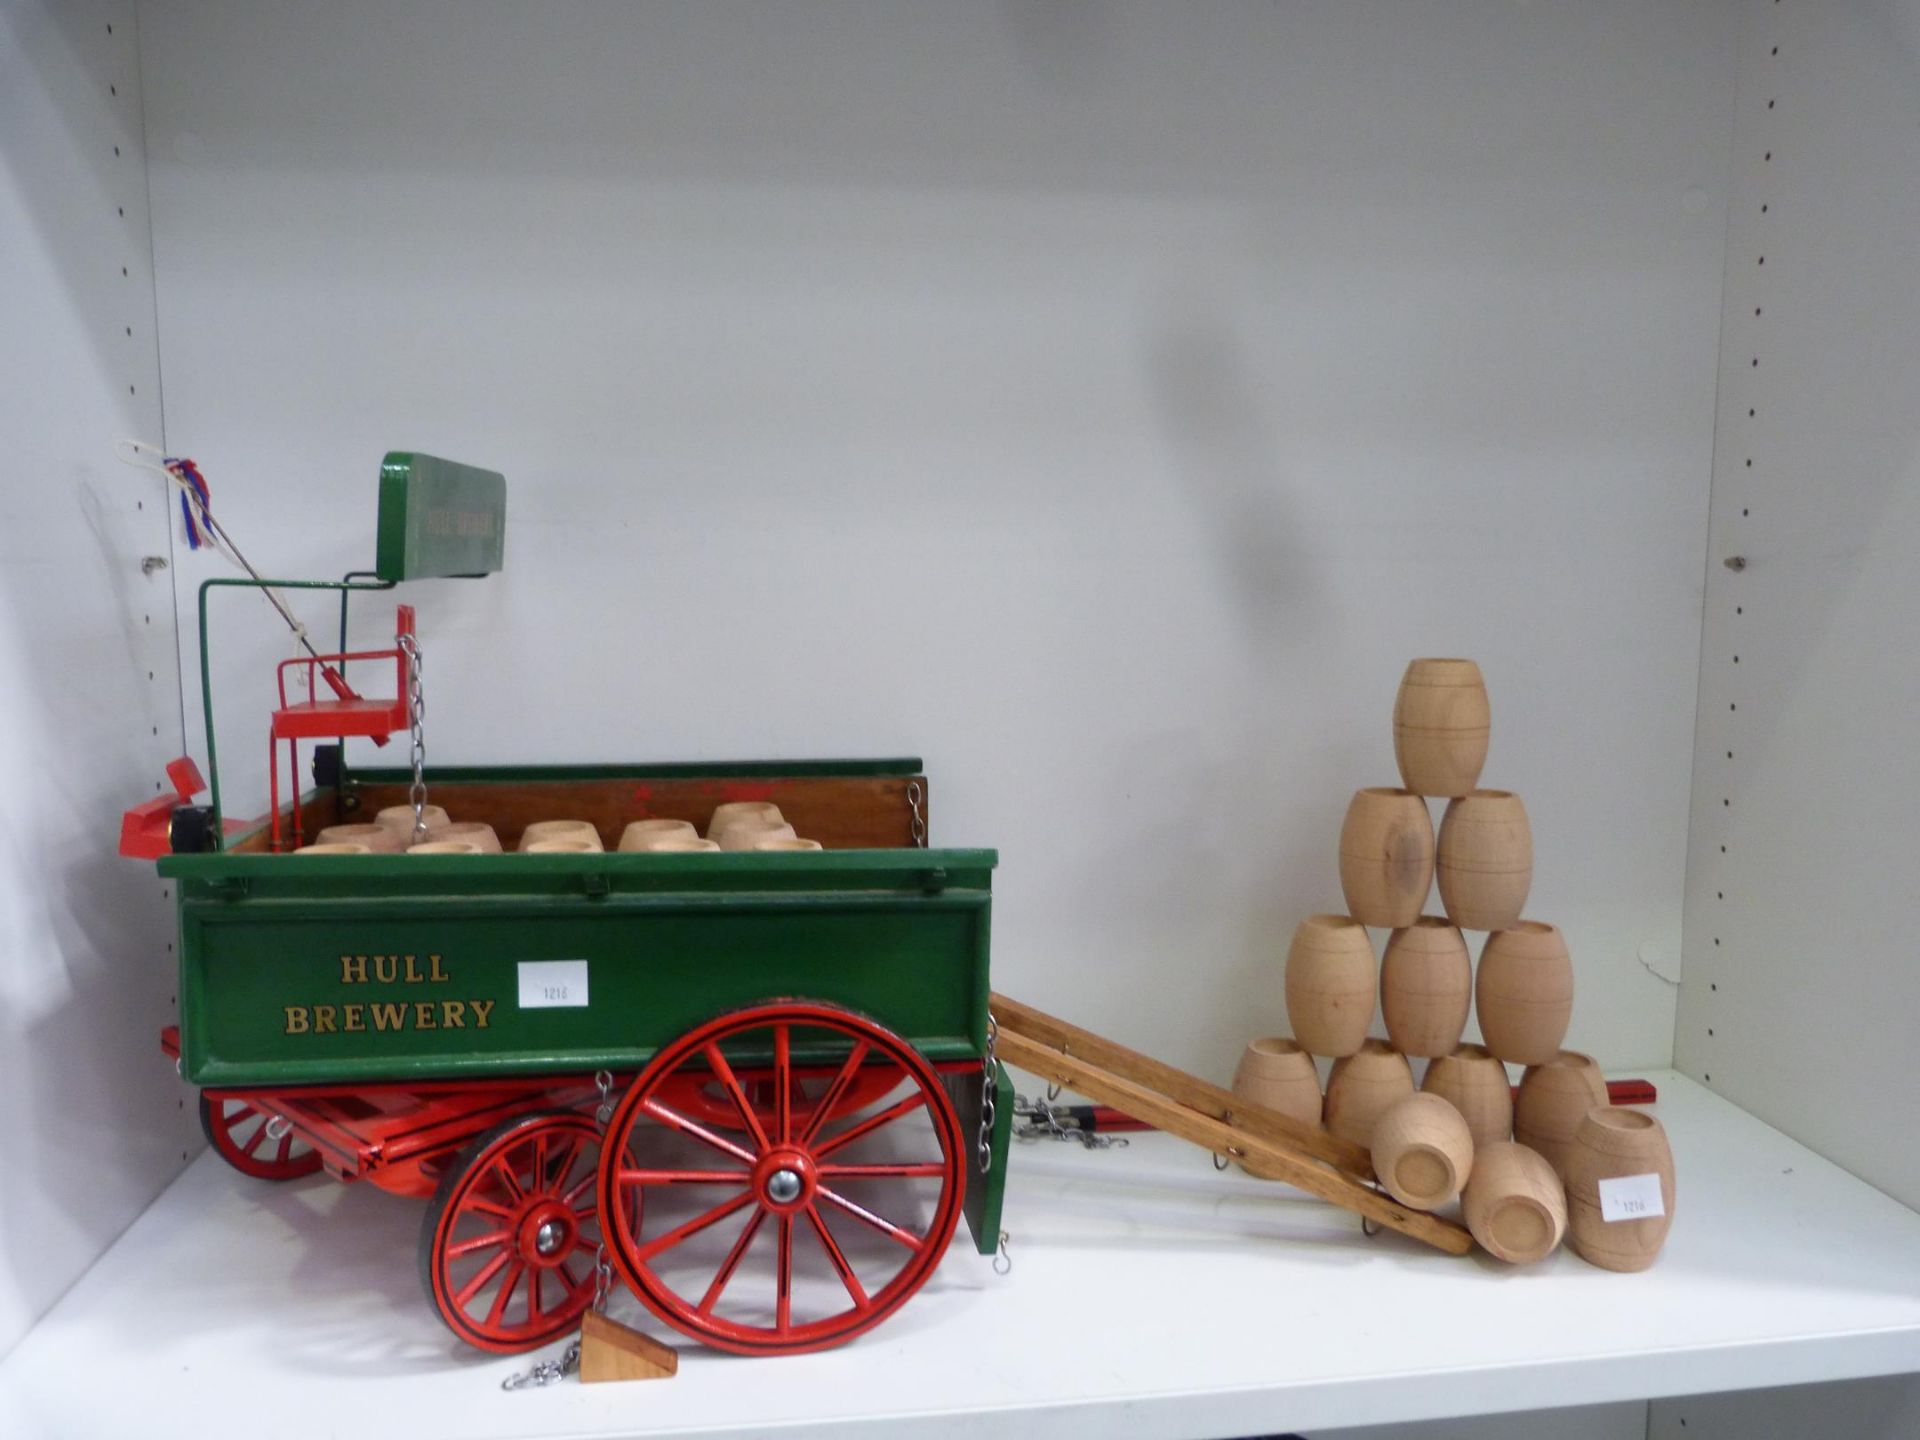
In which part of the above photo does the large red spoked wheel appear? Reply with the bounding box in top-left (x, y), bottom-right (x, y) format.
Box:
top-left (655, 1066), bottom-right (900, 1134)
top-left (199, 1093), bottom-right (323, 1181)
top-left (420, 1110), bottom-right (603, 1353)
top-left (600, 1000), bottom-right (965, 1355)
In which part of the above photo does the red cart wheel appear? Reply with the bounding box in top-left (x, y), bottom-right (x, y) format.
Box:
top-left (420, 1110), bottom-right (603, 1353)
top-left (199, 1093), bottom-right (323, 1181)
top-left (600, 1000), bottom-right (966, 1355)
top-left (656, 1066), bottom-right (900, 1134)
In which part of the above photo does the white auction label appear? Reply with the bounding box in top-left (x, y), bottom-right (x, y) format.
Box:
top-left (1597, 1172), bottom-right (1666, 1222)
top-left (517, 959), bottom-right (589, 1009)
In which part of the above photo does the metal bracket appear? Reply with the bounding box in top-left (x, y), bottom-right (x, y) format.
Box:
top-left (311, 743), bottom-right (343, 790)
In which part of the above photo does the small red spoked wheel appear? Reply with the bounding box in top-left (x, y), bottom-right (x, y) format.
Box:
top-left (199, 1093), bottom-right (323, 1181)
top-left (420, 1110), bottom-right (604, 1353)
top-left (600, 1000), bottom-right (966, 1355)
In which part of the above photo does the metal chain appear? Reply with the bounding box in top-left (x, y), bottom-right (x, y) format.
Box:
top-left (501, 1340), bottom-right (580, 1391)
top-left (592, 1069), bottom-right (617, 1314)
top-left (907, 781), bottom-right (927, 848)
top-left (500, 1071), bottom-right (618, 1391)
top-left (1010, 1093), bottom-right (1129, 1151)
top-left (977, 1014), bottom-right (998, 1173)
top-left (993, 1230), bottom-right (1012, 1276)
top-left (397, 632), bottom-right (428, 842)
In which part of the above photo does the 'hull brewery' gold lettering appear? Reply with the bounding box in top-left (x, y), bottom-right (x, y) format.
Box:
top-left (283, 955), bottom-right (496, 1035)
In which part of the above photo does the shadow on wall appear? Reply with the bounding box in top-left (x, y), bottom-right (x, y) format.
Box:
top-left (1147, 309), bottom-right (1315, 653)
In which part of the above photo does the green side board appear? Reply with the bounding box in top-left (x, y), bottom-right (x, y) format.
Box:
top-left (343, 757), bottom-right (926, 785)
top-left (162, 850), bottom-right (996, 1088)
top-left (373, 452), bottom-right (506, 580)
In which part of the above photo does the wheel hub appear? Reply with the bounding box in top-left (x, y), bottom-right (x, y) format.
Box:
top-left (516, 1200), bottom-right (577, 1267)
top-left (752, 1148), bottom-right (818, 1213)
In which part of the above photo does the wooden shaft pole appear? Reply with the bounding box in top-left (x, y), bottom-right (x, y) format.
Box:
top-left (993, 1026), bottom-right (1473, 1256)
top-left (990, 992), bottom-right (1373, 1180)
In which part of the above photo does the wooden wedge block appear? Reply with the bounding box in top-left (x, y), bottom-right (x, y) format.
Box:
top-left (578, 1310), bottom-right (679, 1383)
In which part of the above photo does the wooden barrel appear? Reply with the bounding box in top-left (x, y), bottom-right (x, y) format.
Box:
top-left (718, 821), bottom-right (797, 851)
top-left (1565, 1108), bottom-right (1676, 1272)
top-left (1324, 1040), bottom-right (1416, 1151)
top-left (1393, 658), bottom-right (1490, 798)
top-left (376, 803), bottom-right (451, 833)
top-left (707, 802), bottom-right (783, 840)
top-left (1477, 922), bottom-right (1574, 1064)
top-left (643, 837), bottom-right (722, 852)
top-left (423, 822), bottom-right (503, 854)
top-left (1369, 1093), bottom-right (1475, 1210)
top-left (1421, 1043), bottom-right (1513, 1149)
top-left (1338, 788), bottom-right (1435, 928)
top-left (292, 842), bottom-right (371, 855)
top-left (1284, 915), bottom-right (1377, 1058)
top-left (524, 839), bottom-right (596, 854)
top-left (315, 823), bottom-right (405, 854)
top-left (754, 837), bottom-right (824, 851)
top-left (1381, 917), bottom-right (1472, 1058)
top-left (618, 819), bottom-right (698, 852)
top-left (1436, 790), bottom-right (1531, 931)
top-left (1230, 1037), bottom-right (1323, 1180)
top-left (407, 840), bottom-right (483, 855)
top-left (520, 820), bottom-right (603, 852)
top-left (1513, 1050), bottom-right (1608, 1180)
top-left (1464, 1141), bottom-right (1566, 1264)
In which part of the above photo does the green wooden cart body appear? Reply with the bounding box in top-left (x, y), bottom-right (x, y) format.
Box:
top-left (157, 756), bottom-right (1011, 1252)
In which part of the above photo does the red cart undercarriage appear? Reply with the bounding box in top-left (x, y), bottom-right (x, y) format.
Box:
top-left (164, 1021), bottom-right (976, 1354)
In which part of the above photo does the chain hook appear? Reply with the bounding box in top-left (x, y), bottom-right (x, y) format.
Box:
top-left (977, 1014), bottom-right (998, 1173)
top-left (501, 1339), bottom-right (581, 1390)
top-left (594, 1069), bottom-right (615, 1129)
top-left (397, 631), bottom-right (428, 843)
top-left (907, 781), bottom-right (927, 848)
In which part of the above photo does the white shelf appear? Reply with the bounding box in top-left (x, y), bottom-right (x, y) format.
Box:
top-left (3, 1072), bottom-right (1917, 1439)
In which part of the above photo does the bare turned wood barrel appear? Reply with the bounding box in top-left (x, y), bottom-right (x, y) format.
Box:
top-left (1393, 658), bottom-right (1490, 798)
top-left (1338, 788), bottom-right (1435, 928)
top-left (1284, 914), bottom-right (1378, 1057)
top-left (1436, 789), bottom-right (1531, 931)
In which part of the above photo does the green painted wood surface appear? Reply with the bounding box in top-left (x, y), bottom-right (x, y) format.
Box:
top-left (373, 452), bottom-right (505, 580)
top-left (949, 1060), bottom-right (1015, 1255)
top-left (164, 850), bottom-right (995, 1088)
top-left (342, 757), bottom-right (925, 784)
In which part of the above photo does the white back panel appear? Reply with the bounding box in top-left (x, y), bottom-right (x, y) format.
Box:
top-left (1677, 0), bottom-right (1920, 1207)
top-left (141, 1), bottom-right (1732, 1077)
top-left (0, 0), bottom-right (192, 1357)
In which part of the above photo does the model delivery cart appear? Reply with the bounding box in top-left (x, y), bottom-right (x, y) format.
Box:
top-left (125, 454), bottom-right (1012, 1356)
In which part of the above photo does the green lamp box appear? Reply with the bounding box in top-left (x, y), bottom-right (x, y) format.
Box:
top-left (373, 452), bottom-right (506, 581)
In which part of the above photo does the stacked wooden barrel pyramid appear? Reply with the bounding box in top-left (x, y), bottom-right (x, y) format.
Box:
top-left (1231, 658), bottom-right (1675, 1270)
